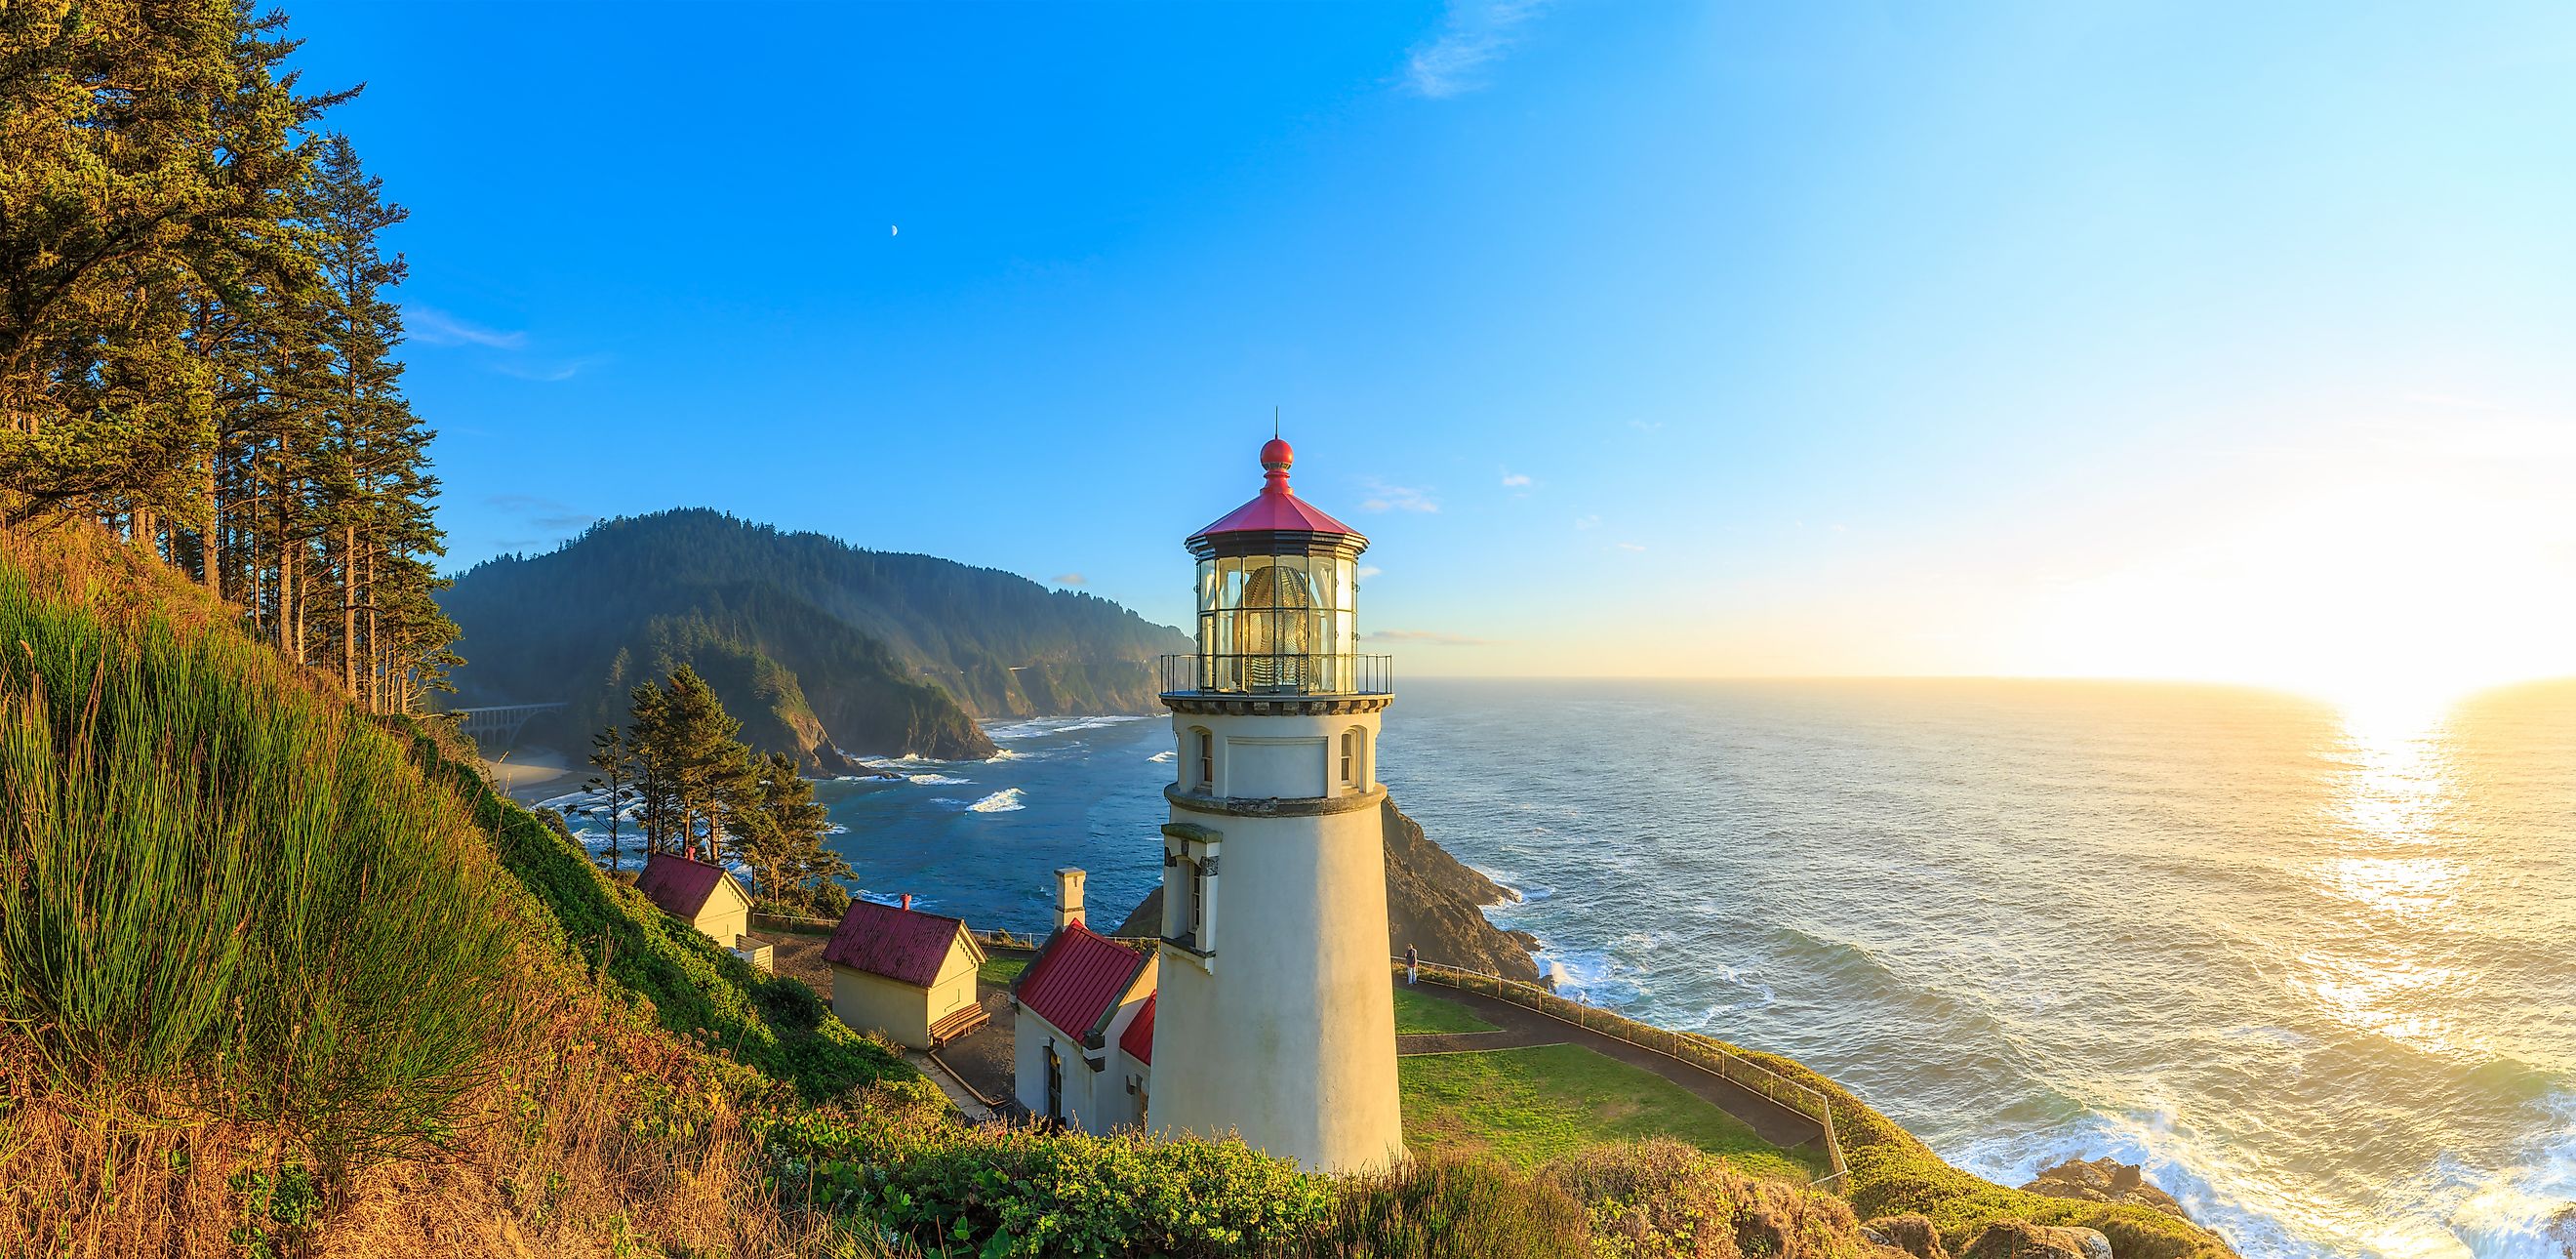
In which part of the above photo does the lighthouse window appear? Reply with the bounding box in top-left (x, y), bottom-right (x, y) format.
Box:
top-left (1194, 728), bottom-right (1214, 792)
top-left (1188, 860), bottom-right (1206, 947)
top-left (1339, 729), bottom-right (1358, 785)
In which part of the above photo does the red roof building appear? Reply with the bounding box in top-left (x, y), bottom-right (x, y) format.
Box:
top-left (635, 851), bottom-right (753, 948)
top-left (1118, 993), bottom-right (1156, 1066)
top-left (636, 851), bottom-right (728, 916)
top-left (824, 896), bottom-right (989, 1050)
top-left (825, 899), bottom-right (979, 987)
top-left (1014, 922), bottom-right (1152, 1045)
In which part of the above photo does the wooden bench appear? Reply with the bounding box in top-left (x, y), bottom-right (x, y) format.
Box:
top-left (929, 1002), bottom-right (990, 1046)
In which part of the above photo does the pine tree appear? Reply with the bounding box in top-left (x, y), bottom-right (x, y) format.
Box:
top-left (0, 0), bottom-right (344, 526)
top-left (584, 725), bottom-right (633, 874)
top-left (626, 681), bottom-right (674, 855)
top-left (734, 751), bottom-right (841, 911)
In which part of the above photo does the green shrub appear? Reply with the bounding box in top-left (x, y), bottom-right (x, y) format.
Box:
top-left (758, 975), bottom-right (829, 1032)
top-left (0, 561), bottom-right (521, 1170)
top-left (1306, 1155), bottom-right (1589, 1258)
top-left (763, 1095), bottom-right (1334, 1259)
top-left (1542, 1138), bottom-right (1875, 1259)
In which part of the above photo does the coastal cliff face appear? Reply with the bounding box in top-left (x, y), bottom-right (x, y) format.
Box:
top-left (437, 508), bottom-right (1190, 766)
top-left (1114, 795), bottom-right (1545, 986)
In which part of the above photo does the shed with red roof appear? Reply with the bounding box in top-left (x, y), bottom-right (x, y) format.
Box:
top-left (636, 851), bottom-right (753, 948)
top-left (823, 897), bottom-right (987, 1049)
top-left (1011, 920), bottom-right (1156, 1134)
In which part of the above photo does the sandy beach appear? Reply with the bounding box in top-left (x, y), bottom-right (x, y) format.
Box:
top-left (480, 744), bottom-right (577, 801)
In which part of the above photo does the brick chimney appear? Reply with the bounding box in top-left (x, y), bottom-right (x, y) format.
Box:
top-left (1054, 867), bottom-right (1086, 930)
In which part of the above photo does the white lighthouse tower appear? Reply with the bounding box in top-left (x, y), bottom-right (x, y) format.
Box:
top-left (1147, 436), bottom-right (1403, 1173)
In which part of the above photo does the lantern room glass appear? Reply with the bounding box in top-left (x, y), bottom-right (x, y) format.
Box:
top-left (1193, 549), bottom-right (1356, 693)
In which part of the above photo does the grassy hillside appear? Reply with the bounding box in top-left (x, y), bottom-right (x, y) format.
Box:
top-left (0, 524), bottom-right (2239, 1258)
top-left (437, 508), bottom-right (1192, 764)
top-left (0, 527), bottom-right (882, 1255)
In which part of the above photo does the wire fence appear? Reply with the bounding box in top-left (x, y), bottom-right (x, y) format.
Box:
top-left (1395, 957), bottom-right (1847, 1188)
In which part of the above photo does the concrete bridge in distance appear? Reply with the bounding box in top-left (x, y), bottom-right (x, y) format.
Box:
top-left (448, 703), bottom-right (567, 746)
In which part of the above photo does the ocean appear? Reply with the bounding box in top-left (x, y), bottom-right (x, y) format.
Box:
top-left (802, 678), bottom-right (2576, 1259)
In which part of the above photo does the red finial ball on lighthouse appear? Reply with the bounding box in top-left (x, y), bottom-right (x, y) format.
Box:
top-left (1260, 437), bottom-right (1294, 494)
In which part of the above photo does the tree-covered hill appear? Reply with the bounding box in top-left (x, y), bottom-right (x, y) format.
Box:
top-left (437, 508), bottom-right (1190, 763)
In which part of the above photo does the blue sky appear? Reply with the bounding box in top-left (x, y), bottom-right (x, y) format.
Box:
top-left (291, 2), bottom-right (2576, 696)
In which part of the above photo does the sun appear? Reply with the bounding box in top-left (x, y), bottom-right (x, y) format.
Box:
top-left (2012, 473), bottom-right (2576, 711)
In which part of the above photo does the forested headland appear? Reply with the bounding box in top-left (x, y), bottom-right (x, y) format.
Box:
top-left (437, 508), bottom-right (1190, 764)
top-left (2, 0), bottom-right (457, 712)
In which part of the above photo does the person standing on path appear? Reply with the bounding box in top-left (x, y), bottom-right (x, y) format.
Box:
top-left (1405, 944), bottom-right (1419, 985)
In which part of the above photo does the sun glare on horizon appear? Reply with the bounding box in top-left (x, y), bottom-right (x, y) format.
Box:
top-left (2009, 462), bottom-right (2576, 724)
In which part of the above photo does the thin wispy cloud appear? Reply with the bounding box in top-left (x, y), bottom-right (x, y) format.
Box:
top-left (1403, 0), bottom-right (1550, 100)
top-left (1355, 565), bottom-right (1384, 582)
top-left (407, 305), bottom-right (526, 349)
top-left (1365, 629), bottom-right (1504, 647)
top-left (1574, 514), bottom-right (1601, 531)
top-left (1629, 420), bottom-right (1664, 434)
top-left (485, 493), bottom-right (598, 547)
top-left (493, 354), bottom-right (609, 383)
top-left (1359, 478), bottom-right (1440, 513)
top-left (1501, 470), bottom-right (1534, 489)
top-left (1053, 573), bottom-right (1087, 586)
top-left (1617, 541), bottom-right (1646, 552)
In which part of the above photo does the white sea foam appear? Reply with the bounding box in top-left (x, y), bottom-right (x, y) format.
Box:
top-left (1147, 751), bottom-right (1175, 763)
top-left (986, 714), bottom-right (1151, 741)
top-left (2447, 1090), bottom-right (2576, 1259)
top-left (824, 824), bottom-right (849, 835)
top-left (966, 788), bottom-right (1026, 813)
top-left (907, 773), bottom-right (971, 786)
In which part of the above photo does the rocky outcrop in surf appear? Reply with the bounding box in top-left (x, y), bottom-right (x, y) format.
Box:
top-left (2022, 1157), bottom-right (2193, 1221)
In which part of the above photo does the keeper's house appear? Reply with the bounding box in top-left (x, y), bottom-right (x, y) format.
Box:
top-left (635, 852), bottom-right (753, 947)
top-left (824, 897), bottom-right (988, 1049)
top-left (1011, 920), bottom-right (1156, 1134)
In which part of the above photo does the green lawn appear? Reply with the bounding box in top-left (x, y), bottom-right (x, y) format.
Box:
top-left (1399, 1043), bottom-right (1824, 1183)
top-left (1393, 985), bottom-right (1499, 1035)
top-left (979, 956), bottom-right (1027, 985)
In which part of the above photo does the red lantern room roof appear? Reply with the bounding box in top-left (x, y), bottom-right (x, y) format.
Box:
top-left (1188, 437), bottom-right (1364, 546)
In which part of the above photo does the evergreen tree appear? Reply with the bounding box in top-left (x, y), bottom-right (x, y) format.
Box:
top-left (584, 724), bottom-right (632, 874)
top-left (1, 8), bottom-right (455, 711)
top-left (626, 680), bottom-right (674, 855)
top-left (734, 751), bottom-right (845, 912)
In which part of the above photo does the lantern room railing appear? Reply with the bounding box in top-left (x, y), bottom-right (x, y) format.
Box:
top-left (1158, 653), bottom-right (1392, 699)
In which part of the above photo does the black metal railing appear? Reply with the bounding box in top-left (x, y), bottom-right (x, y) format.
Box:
top-left (1158, 653), bottom-right (1393, 698)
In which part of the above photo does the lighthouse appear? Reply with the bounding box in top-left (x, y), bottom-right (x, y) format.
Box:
top-left (1147, 436), bottom-right (1403, 1173)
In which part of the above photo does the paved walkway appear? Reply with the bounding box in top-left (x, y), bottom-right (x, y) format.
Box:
top-left (1394, 980), bottom-right (1828, 1156)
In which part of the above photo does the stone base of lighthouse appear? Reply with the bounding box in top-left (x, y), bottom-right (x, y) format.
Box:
top-left (1147, 708), bottom-right (1405, 1173)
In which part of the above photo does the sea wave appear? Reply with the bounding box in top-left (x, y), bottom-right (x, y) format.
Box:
top-left (2447, 1089), bottom-right (2576, 1259)
top-left (966, 789), bottom-right (1026, 813)
top-left (907, 773), bottom-right (971, 786)
top-left (986, 714), bottom-right (1152, 741)
top-left (1147, 751), bottom-right (1175, 763)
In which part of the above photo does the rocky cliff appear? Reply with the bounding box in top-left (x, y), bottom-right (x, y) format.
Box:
top-left (438, 508), bottom-right (1190, 766)
top-left (1113, 794), bottom-right (1544, 986)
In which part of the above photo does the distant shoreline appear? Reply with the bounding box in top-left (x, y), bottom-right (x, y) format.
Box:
top-left (483, 744), bottom-right (576, 802)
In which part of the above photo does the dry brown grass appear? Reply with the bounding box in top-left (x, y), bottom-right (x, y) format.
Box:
top-left (0, 973), bottom-right (872, 1258)
top-left (0, 522), bottom-right (872, 1258)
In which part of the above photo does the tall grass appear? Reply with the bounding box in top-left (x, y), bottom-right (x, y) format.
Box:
top-left (0, 558), bottom-right (523, 1170)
